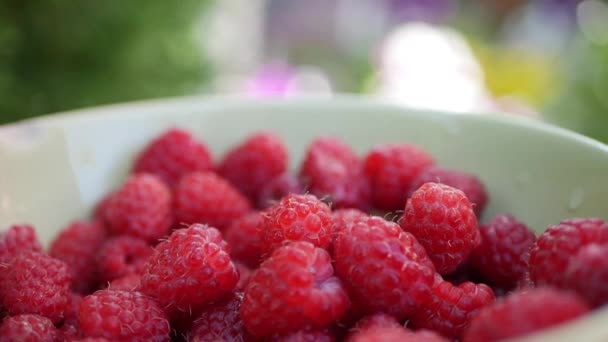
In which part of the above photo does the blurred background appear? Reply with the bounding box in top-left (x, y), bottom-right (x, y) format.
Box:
top-left (0, 0), bottom-right (607, 143)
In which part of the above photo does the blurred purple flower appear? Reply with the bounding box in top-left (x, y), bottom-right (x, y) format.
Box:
top-left (246, 62), bottom-right (294, 97)
top-left (385, 0), bottom-right (453, 23)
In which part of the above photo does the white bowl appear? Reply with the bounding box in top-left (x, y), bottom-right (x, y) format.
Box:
top-left (0, 96), bottom-right (607, 341)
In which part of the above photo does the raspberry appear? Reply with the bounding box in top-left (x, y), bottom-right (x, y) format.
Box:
top-left (331, 208), bottom-right (367, 244)
top-left (241, 241), bottom-right (349, 338)
top-left (1, 251), bottom-right (70, 323)
top-left (0, 224), bottom-right (42, 263)
top-left (235, 262), bottom-right (253, 292)
top-left (187, 293), bottom-right (247, 342)
top-left (0, 314), bottom-right (60, 342)
top-left (463, 287), bottom-right (590, 342)
top-left (96, 236), bottom-right (152, 283)
top-left (60, 293), bottom-right (84, 340)
top-left (257, 173), bottom-right (304, 209)
top-left (300, 137), bottom-right (371, 210)
top-left (219, 132), bottom-right (289, 201)
top-left (133, 128), bottom-right (213, 187)
top-left (348, 326), bottom-right (447, 342)
top-left (529, 218), bottom-right (608, 287)
top-left (78, 290), bottom-right (170, 341)
top-left (92, 192), bottom-right (113, 223)
top-left (470, 215), bottom-right (536, 288)
top-left (352, 314), bottom-right (401, 331)
top-left (401, 182), bottom-right (480, 274)
top-left (139, 224), bottom-right (238, 314)
top-left (224, 212), bottom-right (264, 268)
top-left (60, 323), bottom-right (83, 341)
top-left (333, 216), bottom-right (435, 319)
top-left (49, 221), bottom-right (106, 293)
top-left (563, 243), bottom-right (608, 307)
top-left (270, 328), bottom-right (335, 342)
top-left (105, 174), bottom-right (172, 242)
top-left (72, 338), bottom-right (112, 342)
top-left (363, 143), bottom-right (434, 211)
top-left (108, 273), bottom-right (142, 291)
top-left (174, 172), bottom-right (252, 229)
top-left (409, 167), bottom-right (488, 216)
top-left (410, 279), bottom-right (495, 339)
top-left (260, 194), bottom-right (333, 253)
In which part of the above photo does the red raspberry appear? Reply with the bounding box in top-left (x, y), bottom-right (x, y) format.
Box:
top-left (363, 143), bottom-right (434, 211)
top-left (401, 182), bottom-right (480, 275)
top-left (260, 194), bottom-right (333, 253)
top-left (174, 172), bottom-right (252, 229)
top-left (105, 174), bottom-right (172, 242)
top-left (139, 224), bottom-right (238, 314)
top-left (348, 326), bottom-right (447, 342)
top-left (235, 262), bottom-right (253, 292)
top-left (187, 293), bottom-right (248, 342)
top-left (78, 290), bottom-right (170, 341)
top-left (300, 137), bottom-right (371, 210)
top-left (0, 314), bottom-right (60, 342)
top-left (463, 287), bottom-right (590, 342)
top-left (60, 293), bottom-right (84, 340)
top-left (108, 273), bottom-right (142, 291)
top-left (92, 192), bottom-right (113, 223)
top-left (410, 279), bottom-right (495, 339)
top-left (470, 215), bottom-right (536, 288)
top-left (331, 208), bottom-right (367, 244)
top-left (333, 216), bottom-right (435, 319)
top-left (563, 243), bottom-right (608, 307)
top-left (133, 128), bottom-right (213, 187)
top-left (270, 328), bottom-right (335, 342)
top-left (96, 236), bottom-right (152, 283)
top-left (219, 132), bottom-right (289, 201)
top-left (0, 224), bottom-right (42, 263)
top-left (72, 339), bottom-right (112, 342)
top-left (352, 314), bottom-right (401, 331)
top-left (1, 251), bottom-right (70, 323)
top-left (60, 323), bottom-right (83, 341)
top-left (257, 173), bottom-right (304, 209)
top-left (224, 212), bottom-right (264, 268)
top-left (409, 167), bottom-right (488, 216)
top-left (49, 221), bottom-right (106, 293)
top-left (529, 218), bottom-right (608, 287)
top-left (241, 241), bottom-right (349, 338)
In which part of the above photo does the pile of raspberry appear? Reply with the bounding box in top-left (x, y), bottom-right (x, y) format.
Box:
top-left (1, 128), bottom-right (605, 342)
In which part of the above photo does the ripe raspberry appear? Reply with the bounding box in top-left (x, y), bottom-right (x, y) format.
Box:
top-left (219, 132), bottom-right (289, 201)
top-left (72, 338), bottom-right (112, 342)
top-left (409, 167), bottom-right (488, 216)
top-left (563, 243), bottom-right (608, 307)
top-left (463, 287), bottom-right (590, 342)
top-left (60, 293), bottom-right (84, 340)
top-left (0, 314), bottom-right (59, 342)
top-left (108, 273), bottom-right (142, 291)
top-left (300, 137), bottom-right (371, 210)
top-left (260, 194), bottom-right (333, 253)
top-left (257, 173), bottom-right (304, 209)
top-left (0, 224), bottom-right (42, 263)
top-left (333, 216), bottom-right (435, 319)
top-left (352, 314), bottom-right (401, 331)
top-left (348, 326), bottom-right (447, 342)
top-left (92, 192), bottom-right (113, 223)
top-left (241, 241), bottom-right (349, 338)
top-left (133, 128), bottom-right (213, 187)
top-left (1, 251), bottom-right (70, 323)
top-left (78, 290), bottom-right (170, 341)
top-left (96, 236), bottom-right (152, 283)
top-left (529, 218), bottom-right (608, 287)
top-left (60, 323), bottom-right (83, 341)
top-left (105, 173), bottom-right (172, 242)
top-left (410, 279), bottom-right (495, 339)
top-left (235, 262), bottom-right (253, 292)
top-left (224, 212), bottom-right (264, 268)
top-left (174, 172), bottom-right (252, 229)
top-left (139, 224), bottom-right (238, 314)
top-left (401, 182), bottom-right (480, 275)
top-left (363, 143), bottom-right (434, 211)
top-left (270, 328), bottom-right (335, 342)
top-left (470, 215), bottom-right (536, 288)
top-left (49, 221), bottom-right (106, 293)
top-left (331, 208), bottom-right (367, 244)
top-left (187, 293), bottom-right (247, 342)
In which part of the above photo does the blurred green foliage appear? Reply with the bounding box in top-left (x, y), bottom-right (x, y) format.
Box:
top-left (546, 37), bottom-right (608, 144)
top-left (0, 0), bottom-right (212, 124)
